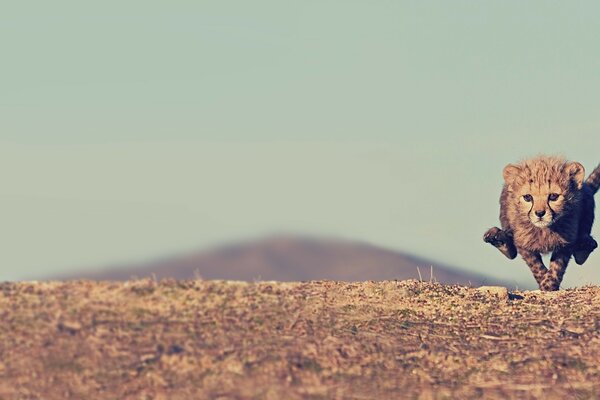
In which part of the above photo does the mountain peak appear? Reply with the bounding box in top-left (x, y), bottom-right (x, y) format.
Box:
top-left (63, 234), bottom-right (510, 287)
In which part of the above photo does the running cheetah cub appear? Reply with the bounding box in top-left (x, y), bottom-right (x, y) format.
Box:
top-left (484, 156), bottom-right (600, 291)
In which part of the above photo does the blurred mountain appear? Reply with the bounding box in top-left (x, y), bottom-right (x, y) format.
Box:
top-left (59, 235), bottom-right (510, 287)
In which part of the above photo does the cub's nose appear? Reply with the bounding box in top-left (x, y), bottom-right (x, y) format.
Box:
top-left (535, 210), bottom-right (546, 218)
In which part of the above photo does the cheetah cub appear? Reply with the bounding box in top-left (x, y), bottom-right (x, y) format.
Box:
top-left (484, 156), bottom-right (600, 291)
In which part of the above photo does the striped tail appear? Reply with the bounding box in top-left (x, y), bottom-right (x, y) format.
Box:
top-left (586, 164), bottom-right (600, 194)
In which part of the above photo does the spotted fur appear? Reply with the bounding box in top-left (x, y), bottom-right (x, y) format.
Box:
top-left (484, 156), bottom-right (600, 291)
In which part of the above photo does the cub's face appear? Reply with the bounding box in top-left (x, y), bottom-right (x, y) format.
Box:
top-left (515, 182), bottom-right (565, 228)
top-left (503, 159), bottom-right (585, 229)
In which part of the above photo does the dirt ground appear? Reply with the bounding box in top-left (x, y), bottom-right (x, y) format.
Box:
top-left (1, 279), bottom-right (600, 399)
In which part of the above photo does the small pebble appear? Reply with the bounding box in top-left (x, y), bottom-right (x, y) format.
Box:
top-left (477, 286), bottom-right (509, 300)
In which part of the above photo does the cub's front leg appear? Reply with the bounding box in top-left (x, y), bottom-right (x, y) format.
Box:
top-left (483, 226), bottom-right (517, 259)
top-left (519, 249), bottom-right (548, 288)
top-left (540, 248), bottom-right (572, 291)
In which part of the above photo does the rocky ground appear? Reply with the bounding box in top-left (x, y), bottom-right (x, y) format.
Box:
top-left (1, 279), bottom-right (600, 399)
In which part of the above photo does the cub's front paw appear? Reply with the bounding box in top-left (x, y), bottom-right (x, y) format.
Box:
top-left (573, 236), bottom-right (598, 265)
top-left (483, 227), bottom-right (505, 246)
top-left (483, 227), bottom-right (517, 259)
top-left (539, 277), bottom-right (560, 292)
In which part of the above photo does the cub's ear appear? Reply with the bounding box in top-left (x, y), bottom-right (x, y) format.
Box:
top-left (565, 162), bottom-right (585, 189)
top-left (502, 164), bottom-right (521, 185)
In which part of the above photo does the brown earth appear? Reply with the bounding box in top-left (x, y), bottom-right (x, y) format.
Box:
top-left (1, 279), bottom-right (599, 399)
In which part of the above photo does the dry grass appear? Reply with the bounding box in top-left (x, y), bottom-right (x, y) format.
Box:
top-left (1, 279), bottom-right (600, 399)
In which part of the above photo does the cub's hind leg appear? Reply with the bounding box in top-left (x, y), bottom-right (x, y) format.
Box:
top-left (483, 227), bottom-right (517, 259)
top-left (574, 192), bottom-right (597, 265)
top-left (519, 250), bottom-right (548, 288)
top-left (573, 235), bottom-right (598, 265)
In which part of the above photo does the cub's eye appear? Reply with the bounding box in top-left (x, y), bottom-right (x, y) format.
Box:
top-left (523, 194), bottom-right (533, 202)
top-left (548, 193), bottom-right (560, 201)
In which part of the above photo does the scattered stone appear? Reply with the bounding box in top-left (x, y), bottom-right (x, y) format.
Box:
top-left (477, 286), bottom-right (509, 300)
top-left (57, 320), bottom-right (82, 334)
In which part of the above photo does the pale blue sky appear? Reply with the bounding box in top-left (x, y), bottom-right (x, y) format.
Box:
top-left (2, 1), bottom-right (599, 287)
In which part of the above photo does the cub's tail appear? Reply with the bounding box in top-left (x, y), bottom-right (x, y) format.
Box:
top-left (586, 163), bottom-right (600, 194)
